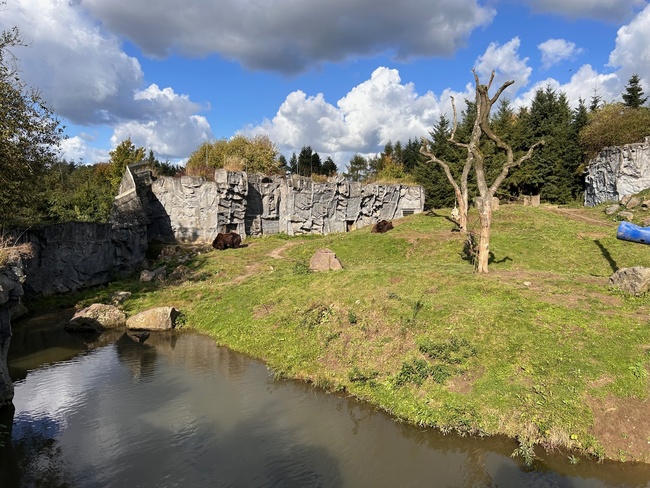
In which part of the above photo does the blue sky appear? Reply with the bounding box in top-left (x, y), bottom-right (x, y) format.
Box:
top-left (2, 0), bottom-right (649, 170)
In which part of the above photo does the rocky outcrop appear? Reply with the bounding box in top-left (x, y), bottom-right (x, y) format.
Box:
top-left (117, 166), bottom-right (425, 244)
top-left (6, 221), bottom-right (147, 297)
top-left (585, 137), bottom-right (650, 206)
top-left (0, 266), bottom-right (24, 407)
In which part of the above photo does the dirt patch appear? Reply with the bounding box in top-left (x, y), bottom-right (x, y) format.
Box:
top-left (253, 303), bottom-right (275, 319)
top-left (267, 241), bottom-right (302, 259)
top-left (588, 394), bottom-right (650, 462)
top-left (447, 366), bottom-right (485, 394)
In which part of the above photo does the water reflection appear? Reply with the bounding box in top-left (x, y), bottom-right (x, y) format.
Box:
top-left (1, 315), bottom-right (650, 487)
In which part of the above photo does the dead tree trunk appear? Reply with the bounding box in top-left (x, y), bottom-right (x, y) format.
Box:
top-left (470, 70), bottom-right (544, 273)
top-left (420, 97), bottom-right (478, 233)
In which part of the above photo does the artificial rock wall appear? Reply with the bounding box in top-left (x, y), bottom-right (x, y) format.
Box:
top-left (584, 137), bottom-right (650, 206)
top-left (118, 167), bottom-right (425, 244)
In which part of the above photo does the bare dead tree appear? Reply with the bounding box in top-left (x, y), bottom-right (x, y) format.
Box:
top-left (420, 97), bottom-right (479, 233)
top-left (470, 69), bottom-right (544, 273)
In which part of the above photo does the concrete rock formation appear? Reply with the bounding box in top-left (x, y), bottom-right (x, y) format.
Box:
top-left (114, 166), bottom-right (424, 244)
top-left (585, 137), bottom-right (650, 206)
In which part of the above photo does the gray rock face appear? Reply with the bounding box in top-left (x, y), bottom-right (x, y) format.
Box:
top-left (609, 266), bottom-right (650, 296)
top-left (585, 137), bottom-right (650, 206)
top-left (9, 221), bottom-right (147, 297)
top-left (127, 307), bottom-right (180, 331)
top-left (0, 267), bottom-right (24, 406)
top-left (121, 167), bottom-right (425, 243)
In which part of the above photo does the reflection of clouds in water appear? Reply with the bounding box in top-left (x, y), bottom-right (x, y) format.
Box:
top-left (13, 347), bottom-right (119, 430)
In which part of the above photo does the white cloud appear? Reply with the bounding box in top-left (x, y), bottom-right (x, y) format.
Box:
top-left (60, 135), bottom-right (110, 164)
top-left (245, 67), bottom-right (465, 161)
top-left (514, 65), bottom-right (619, 109)
top-left (608, 3), bottom-right (650, 93)
top-left (525, 0), bottom-right (646, 22)
top-left (538, 39), bottom-right (584, 69)
top-left (78, 0), bottom-right (495, 74)
top-left (0, 0), bottom-right (213, 161)
top-left (473, 37), bottom-right (532, 92)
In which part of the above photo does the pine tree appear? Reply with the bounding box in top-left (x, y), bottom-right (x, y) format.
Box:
top-left (622, 74), bottom-right (648, 108)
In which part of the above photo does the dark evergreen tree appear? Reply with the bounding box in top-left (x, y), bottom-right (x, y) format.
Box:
top-left (514, 86), bottom-right (580, 203)
top-left (622, 74), bottom-right (648, 108)
top-left (289, 153), bottom-right (298, 174)
top-left (278, 154), bottom-right (288, 172)
top-left (298, 146), bottom-right (315, 176)
top-left (413, 114), bottom-right (457, 209)
top-left (321, 156), bottom-right (338, 176)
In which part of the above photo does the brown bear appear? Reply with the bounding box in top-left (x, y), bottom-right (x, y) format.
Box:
top-left (212, 232), bottom-right (242, 250)
top-left (371, 220), bottom-right (394, 233)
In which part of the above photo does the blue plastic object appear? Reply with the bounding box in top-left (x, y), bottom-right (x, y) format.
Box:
top-left (616, 221), bottom-right (650, 245)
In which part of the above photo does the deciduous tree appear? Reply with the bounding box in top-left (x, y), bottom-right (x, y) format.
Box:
top-left (0, 27), bottom-right (65, 225)
top-left (471, 70), bottom-right (544, 272)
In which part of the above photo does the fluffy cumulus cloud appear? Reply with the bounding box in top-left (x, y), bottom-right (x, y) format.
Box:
top-left (473, 37), bottom-right (532, 91)
top-left (77, 0), bottom-right (495, 73)
top-left (246, 67), bottom-right (472, 163)
top-left (609, 3), bottom-right (650, 88)
top-left (538, 39), bottom-right (584, 69)
top-left (0, 0), bottom-right (212, 161)
top-left (111, 84), bottom-right (212, 159)
top-left (525, 0), bottom-right (646, 22)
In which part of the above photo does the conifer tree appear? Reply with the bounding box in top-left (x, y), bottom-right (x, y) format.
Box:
top-left (622, 74), bottom-right (648, 108)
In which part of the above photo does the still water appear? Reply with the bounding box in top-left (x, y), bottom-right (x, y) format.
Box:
top-left (2, 312), bottom-right (650, 487)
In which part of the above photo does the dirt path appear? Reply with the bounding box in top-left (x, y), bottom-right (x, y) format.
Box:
top-left (542, 206), bottom-right (617, 228)
top-left (267, 240), bottom-right (302, 259)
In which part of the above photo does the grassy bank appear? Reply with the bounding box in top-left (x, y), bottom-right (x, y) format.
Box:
top-left (72, 204), bottom-right (650, 463)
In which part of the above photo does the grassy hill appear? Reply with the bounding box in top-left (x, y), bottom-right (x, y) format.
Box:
top-left (77, 204), bottom-right (650, 463)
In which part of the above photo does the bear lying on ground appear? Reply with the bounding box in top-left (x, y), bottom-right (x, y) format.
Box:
top-left (371, 220), bottom-right (394, 233)
top-left (212, 232), bottom-right (242, 250)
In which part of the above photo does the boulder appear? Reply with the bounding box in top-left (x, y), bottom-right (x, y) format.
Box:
top-left (609, 267), bottom-right (650, 296)
top-left (309, 248), bottom-right (343, 272)
top-left (127, 306), bottom-right (179, 331)
top-left (66, 303), bottom-right (126, 333)
top-left (140, 266), bottom-right (167, 283)
top-left (604, 204), bottom-right (620, 215)
top-left (169, 265), bottom-right (191, 281)
top-left (110, 291), bottom-right (132, 306)
top-left (625, 196), bottom-right (642, 209)
top-left (618, 211), bottom-right (634, 221)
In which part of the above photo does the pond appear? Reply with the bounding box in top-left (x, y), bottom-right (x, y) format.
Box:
top-left (2, 311), bottom-right (650, 487)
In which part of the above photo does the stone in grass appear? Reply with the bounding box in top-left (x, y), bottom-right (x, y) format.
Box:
top-left (617, 211), bottom-right (634, 221)
top-left (609, 267), bottom-right (650, 296)
top-left (309, 248), bottom-right (343, 272)
top-left (140, 267), bottom-right (167, 283)
top-left (66, 303), bottom-right (127, 333)
top-left (127, 306), bottom-right (180, 331)
top-left (604, 204), bottom-right (620, 215)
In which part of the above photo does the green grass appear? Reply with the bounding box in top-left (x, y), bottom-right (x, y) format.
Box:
top-left (50, 204), bottom-right (650, 463)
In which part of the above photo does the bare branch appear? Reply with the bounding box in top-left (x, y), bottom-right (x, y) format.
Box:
top-left (490, 80), bottom-right (514, 106)
top-left (487, 70), bottom-right (495, 90)
top-left (449, 96), bottom-right (458, 142)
